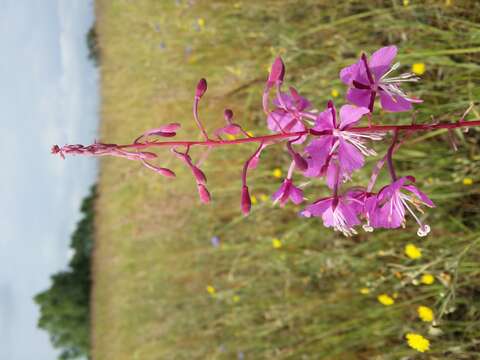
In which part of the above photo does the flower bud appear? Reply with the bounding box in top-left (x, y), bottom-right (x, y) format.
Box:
top-left (267, 57), bottom-right (285, 88)
top-left (224, 109), bottom-right (234, 123)
top-left (156, 167), bottom-right (176, 178)
top-left (197, 183), bottom-right (211, 204)
top-left (241, 185), bottom-right (251, 216)
top-left (192, 165), bottom-right (207, 185)
top-left (139, 152), bottom-right (158, 160)
top-left (195, 78), bottom-right (208, 98)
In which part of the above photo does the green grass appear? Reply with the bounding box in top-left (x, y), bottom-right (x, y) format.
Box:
top-left (92, 1), bottom-right (480, 359)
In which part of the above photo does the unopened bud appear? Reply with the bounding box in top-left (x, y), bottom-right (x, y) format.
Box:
top-left (157, 167), bottom-right (176, 178)
top-left (267, 57), bottom-right (285, 88)
top-left (224, 109), bottom-right (234, 123)
top-left (140, 152), bottom-right (158, 160)
top-left (197, 183), bottom-right (211, 204)
top-left (241, 185), bottom-right (251, 216)
top-left (192, 165), bottom-right (207, 185)
top-left (195, 78), bottom-right (208, 98)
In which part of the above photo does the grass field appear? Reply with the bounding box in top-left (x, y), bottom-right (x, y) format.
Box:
top-left (92, 1), bottom-right (480, 359)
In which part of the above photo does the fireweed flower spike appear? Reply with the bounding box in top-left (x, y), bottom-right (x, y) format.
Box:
top-left (51, 48), bottom-right (480, 237)
top-left (340, 46), bottom-right (422, 112)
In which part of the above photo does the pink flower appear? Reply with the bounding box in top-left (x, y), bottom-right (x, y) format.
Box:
top-left (266, 87), bottom-right (310, 144)
top-left (304, 102), bottom-right (380, 187)
top-left (272, 179), bottom-right (304, 207)
top-left (340, 46), bottom-right (422, 112)
top-left (366, 176), bottom-right (434, 236)
top-left (301, 194), bottom-right (361, 236)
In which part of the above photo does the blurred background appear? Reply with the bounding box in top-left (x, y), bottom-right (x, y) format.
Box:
top-left (3, 1), bottom-right (480, 359)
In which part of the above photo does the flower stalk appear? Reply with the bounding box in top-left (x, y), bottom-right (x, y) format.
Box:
top-left (52, 45), bottom-right (480, 237)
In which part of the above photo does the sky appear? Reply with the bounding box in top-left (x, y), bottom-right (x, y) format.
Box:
top-left (0, 1), bottom-right (99, 359)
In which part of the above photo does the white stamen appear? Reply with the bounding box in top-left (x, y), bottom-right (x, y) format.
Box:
top-left (399, 193), bottom-right (431, 237)
top-left (333, 208), bottom-right (357, 237)
top-left (363, 224), bottom-right (374, 232)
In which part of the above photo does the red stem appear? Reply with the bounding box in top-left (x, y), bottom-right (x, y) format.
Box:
top-left (117, 119), bottom-right (480, 150)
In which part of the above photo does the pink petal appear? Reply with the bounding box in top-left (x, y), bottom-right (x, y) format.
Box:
top-left (340, 61), bottom-right (360, 85)
top-left (325, 161), bottom-right (337, 189)
top-left (337, 201), bottom-right (361, 227)
top-left (379, 91), bottom-right (412, 112)
top-left (346, 88), bottom-right (372, 109)
top-left (369, 46), bottom-right (397, 71)
top-left (312, 108), bottom-right (335, 131)
top-left (338, 138), bottom-right (364, 175)
top-left (289, 87), bottom-right (311, 111)
top-left (304, 136), bottom-right (334, 177)
top-left (271, 181), bottom-right (288, 202)
top-left (339, 105), bottom-right (370, 130)
top-left (302, 198), bottom-right (333, 217)
top-left (289, 184), bottom-right (304, 205)
top-left (403, 185), bottom-right (435, 208)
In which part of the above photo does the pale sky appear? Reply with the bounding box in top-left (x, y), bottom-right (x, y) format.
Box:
top-left (0, 1), bottom-right (99, 358)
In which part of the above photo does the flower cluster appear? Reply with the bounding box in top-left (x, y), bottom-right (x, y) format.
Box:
top-left (52, 45), bottom-right (480, 237)
top-left (265, 46), bottom-right (433, 237)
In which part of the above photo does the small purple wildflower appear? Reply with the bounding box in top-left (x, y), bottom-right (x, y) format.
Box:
top-left (266, 87), bottom-right (310, 144)
top-left (210, 236), bottom-right (220, 248)
top-left (305, 101), bottom-right (381, 187)
top-left (340, 46), bottom-right (422, 112)
top-left (366, 176), bottom-right (434, 236)
top-left (272, 178), bottom-right (304, 207)
top-left (301, 194), bottom-right (361, 236)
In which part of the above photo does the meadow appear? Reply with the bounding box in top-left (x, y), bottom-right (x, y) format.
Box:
top-left (92, 1), bottom-right (480, 359)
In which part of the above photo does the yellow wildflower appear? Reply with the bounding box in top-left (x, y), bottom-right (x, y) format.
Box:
top-left (251, 195), bottom-right (258, 205)
top-left (272, 238), bottom-right (282, 249)
top-left (445, 0), bottom-right (452, 6)
top-left (359, 288), bottom-right (370, 295)
top-left (412, 63), bottom-right (426, 75)
top-left (331, 88), bottom-right (340, 98)
top-left (421, 273), bottom-right (435, 285)
top-left (234, 2), bottom-right (242, 9)
top-left (417, 306), bottom-right (434, 322)
top-left (378, 294), bottom-right (395, 306)
top-left (463, 177), bottom-right (473, 185)
top-left (206, 285), bottom-right (216, 295)
top-left (272, 168), bottom-right (283, 178)
top-left (403, 0), bottom-right (410, 6)
top-left (226, 134), bottom-right (236, 140)
top-left (197, 18), bottom-right (206, 28)
top-left (259, 194), bottom-right (269, 202)
top-left (406, 333), bottom-right (430, 353)
top-left (405, 243), bottom-right (422, 260)
top-left (232, 295), bottom-right (240, 303)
